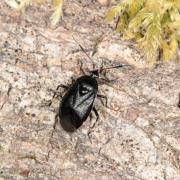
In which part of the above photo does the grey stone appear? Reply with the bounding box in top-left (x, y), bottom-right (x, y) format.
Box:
top-left (0, 0), bottom-right (180, 179)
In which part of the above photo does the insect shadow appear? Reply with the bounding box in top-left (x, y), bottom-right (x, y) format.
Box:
top-left (48, 38), bottom-right (131, 142)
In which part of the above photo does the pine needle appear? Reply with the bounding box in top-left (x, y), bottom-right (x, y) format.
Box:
top-left (106, 0), bottom-right (180, 66)
top-left (50, 0), bottom-right (63, 26)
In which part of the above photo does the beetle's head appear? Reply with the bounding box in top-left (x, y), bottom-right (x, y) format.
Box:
top-left (90, 69), bottom-right (99, 78)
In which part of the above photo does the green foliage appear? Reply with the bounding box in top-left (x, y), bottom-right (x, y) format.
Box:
top-left (5, 0), bottom-right (63, 26)
top-left (106, 0), bottom-right (180, 66)
top-left (51, 0), bottom-right (63, 26)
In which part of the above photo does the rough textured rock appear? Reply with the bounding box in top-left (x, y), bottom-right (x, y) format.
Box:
top-left (0, 0), bottom-right (180, 179)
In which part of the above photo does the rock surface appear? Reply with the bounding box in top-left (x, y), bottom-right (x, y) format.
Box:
top-left (0, 1), bottom-right (180, 179)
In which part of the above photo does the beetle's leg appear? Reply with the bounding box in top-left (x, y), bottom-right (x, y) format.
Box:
top-left (91, 107), bottom-right (99, 128)
top-left (79, 60), bottom-right (86, 75)
top-left (46, 113), bottom-right (59, 160)
top-left (53, 84), bottom-right (69, 98)
top-left (56, 84), bottom-right (69, 91)
top-left (49, 113), bottom-right (59, 143)
top-left (88, 112), bottom-right (93, 142)
top-left (97, 94), bottom-right (108, 107)
top-left (46, 84), bottom-right (69, 106)
top-left (70, 77), bottom-right (76, 84)
top-left (89, 107), bottom-right (99, 129)
top-left (92, 60), bottom-right (96, 70)
top-left (89, 112), bottom-right (93, 123)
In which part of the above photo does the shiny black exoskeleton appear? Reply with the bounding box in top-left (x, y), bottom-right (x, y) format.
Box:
top-left (59, 74), bottom-right (98, 132)
top-left (58, 64), bottom-right (130, 132)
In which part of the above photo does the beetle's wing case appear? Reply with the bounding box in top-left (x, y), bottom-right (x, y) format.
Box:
top-left (59, 75), bottom-right (98, 131)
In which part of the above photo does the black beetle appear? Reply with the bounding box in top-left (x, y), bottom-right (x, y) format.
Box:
top-left (51, 64), bottom-right (130, 133)
top-left (59, 74), bottom-right (98, 132)
top-left (48, 38), bottom-right (131, 137)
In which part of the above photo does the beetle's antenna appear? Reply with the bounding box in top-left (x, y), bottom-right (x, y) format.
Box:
top-left (100, 64), bottom-right (131, 72)
top-left (72, 36), bottom-right (95, 68)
